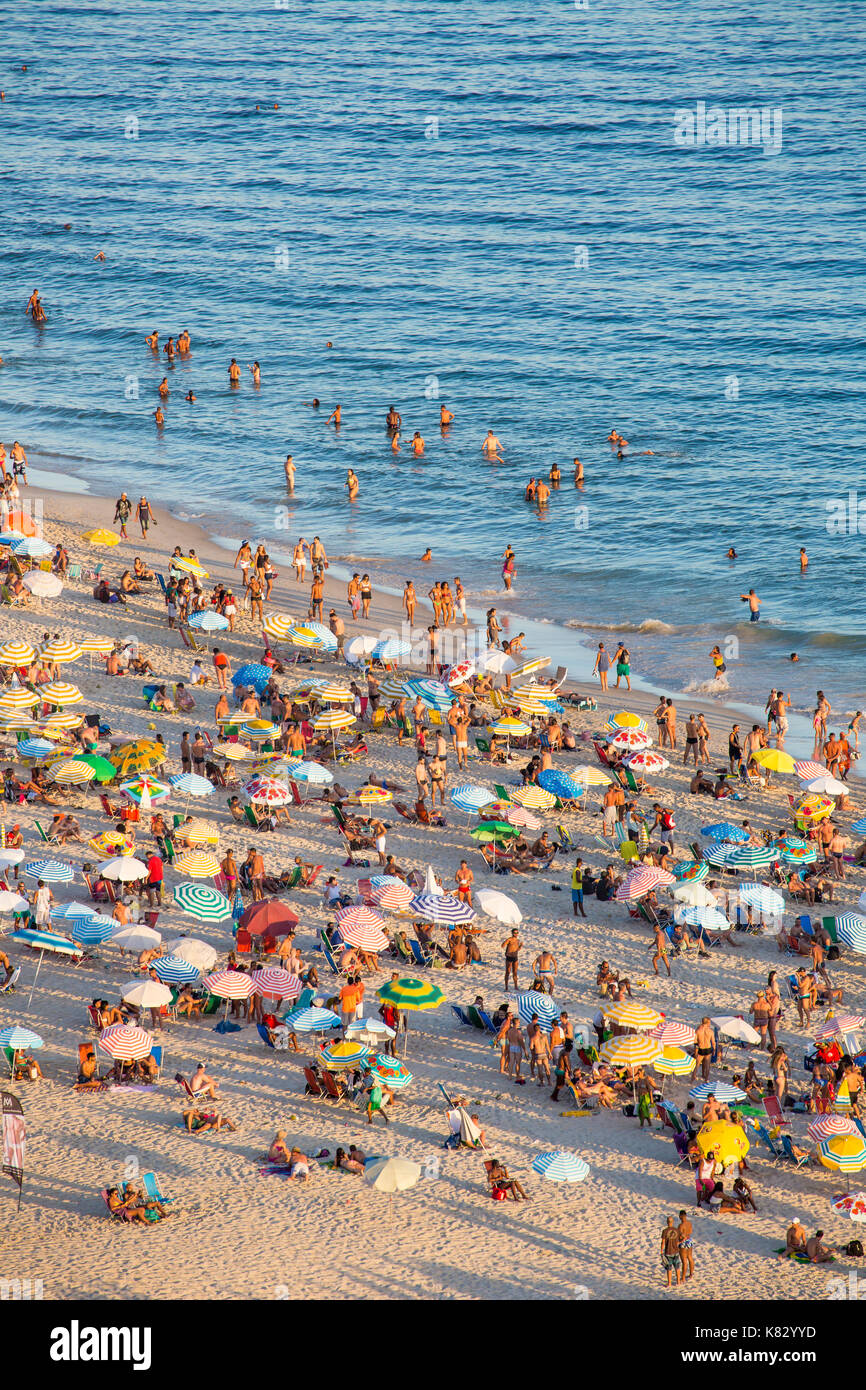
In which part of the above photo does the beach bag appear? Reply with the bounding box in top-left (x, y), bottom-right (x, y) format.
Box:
top-left (490, 1186), bottom-right (507, 1201)
top-left (828, 945), bottom-right (840, 961)
top-left (846, 1240), bottom-right (864, 1258)
top-left (662, 811), bottom-right (675, 831)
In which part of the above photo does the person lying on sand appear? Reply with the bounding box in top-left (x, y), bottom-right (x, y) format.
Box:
top-left (184, 1107), bottom-right (236, 1134)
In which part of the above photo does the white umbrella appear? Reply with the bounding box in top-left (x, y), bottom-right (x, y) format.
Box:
top-left (122, 979), bottom-right (172, 1009)
top-left (345, 634), bottom-right (379, 663)
top-left (477, 649), bottom-right (516, 675)
top-left (422, 865), bottom-right (443, 897)
top-left (474, 888), bottom-right (522, 925)
top-left (0, 890), bottom-right (27, 914)
top-left (22, 571), bottom-right (63, 598)
top-left (801, 774), bottom-right (847, 796)
top-left (363, 1156), bottom-right (421, 1194)
top-left (712, 1016), bottom-right (761, 1044)
top-left (0, 849), bottom-right (26, 869)
top-left (101, 856), bottom-right (148, 881)
top-left (165, 937), bottom-right (218, 971)
top-left (671, 882), bottom-right (719, 908)
top-left (110, 925), bottom-right (162, 952)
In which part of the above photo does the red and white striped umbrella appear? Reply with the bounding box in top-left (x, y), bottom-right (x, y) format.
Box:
top-left (250, 968), bottom-right (302, 1000)
top-left (203, 970), bottom-right (255, 999)
top-left (371, 882), bottom-right (415, 913)
top-left (335, 905), bottom-right (387, 933)
top-left (814, 1015), bottom-right (865, 1041)
top-left (650, 1020), bottom-right (696, 1047)
top-left (506, 805), bottom-right (542, 830)
top-left (794, 760), bottom-right (826, 780)
top-left (339, 921), bottom-right (389, 952)
top-left (808, 1113), bottom-right (859, 1142)
top-left (615, 866), bottom-right (675, 901)
top-left (98, 1023), bottom-right (154, 1060)
top-left (244, 777), bottom-right (290, 805)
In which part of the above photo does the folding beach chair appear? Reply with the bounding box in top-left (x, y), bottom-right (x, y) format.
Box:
top-left (778, 1134), bottom-right (809, 1169)
top-left (451, 1004), bottom-right (471, 1027)
top-left (408, 939), bottom-right (432, 969)
top-left (142, 1171), bottom-right (175, 1204)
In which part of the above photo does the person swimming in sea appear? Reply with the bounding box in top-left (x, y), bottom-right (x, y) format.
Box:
top-left (726, 547), bottom-right (737, 559)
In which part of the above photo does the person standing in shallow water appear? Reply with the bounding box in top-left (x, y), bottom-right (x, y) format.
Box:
top-left (592, 642), bottom-right (610, 691)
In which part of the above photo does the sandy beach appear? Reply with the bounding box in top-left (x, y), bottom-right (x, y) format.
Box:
top-left (0, 478), bottom-right (861, 1304)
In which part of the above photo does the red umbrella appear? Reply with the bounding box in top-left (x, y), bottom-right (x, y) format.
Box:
top-left (239, 900), bottom-right (299, 938)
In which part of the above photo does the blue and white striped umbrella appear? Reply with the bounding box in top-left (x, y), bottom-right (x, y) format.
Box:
top-left (173, 881), bottom-right (233, 923)
top-left (700, 822), bottom-right (749, 842)
top-left (15, 739), bottom-right (56, 760)
top-left (727, 845), bottom-right (780, 869)
top-left (284, 1006), bottom-right (342, 1033)
top-left (232, 662), bottom-right (272, 693)
top-left (0, 531), bottom-right (26, 546)
top-left (517, 991), bottom-right (558, 1031)
top-left (680, 905), bottom-right (731, 932)
top-left (703, 844), bottom-right (740, 868)
top-left (852, 818), bottom-right (866, 836)
top-left (737, 883), bottom-right (785, 915)
top-left (689, 1081), bottom-right (748, 1103)
top-left (449, 784), bottom-right (496, 814)
top-left (151, 954), bottom-right (202, 984)
top-left (369, 875), bottom-right (405, 889)
top-left (372, 637), bottom-right (412, 662)
top-left (188, 609), bottom-right (229, 632)
top-left (24, 859), bottom-right (75, 882)
top-left (835, 914), bottom-right (866, 953)
top-left (10, 536), bottom-right (53, 559)
top-left (71, 916), bottom-right (117, 946)
top-left (409, 892), bottom-right (476, 924)
top-left (170, 772), bottom-right (214, 798)
top-left (0, 1026), bottom-right (43, 1050)
top-left (289, 622), bottom-right (338, 652)
top-left (531, 1150), bottom-right (590, 1183)
top-left (290, 761), bottom-right (333, 784)
top-left (51, 900), bottom-right (98, 924)
top-left (538, 769), bottom-right (585, 800)
top-left (404, 678), bottom-right (453, 711)
top-left (9, 928), bottom-right (80, 955)
top-left (345, 1017), bottom-right (396, 1041)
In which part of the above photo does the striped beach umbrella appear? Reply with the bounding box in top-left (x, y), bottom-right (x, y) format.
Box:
top-left (0, 1026), bottom-right (43, 1052)
top-left (24, 859), bottom-right (74, 882)
top-left (409, 893), bottom-right (475, 924)
top-left (174, 850), bottom-right (221, 878)
top-left (10, 927), bottom-right (80, 956)
top-left (345, 1017), bottom-right (396, 1043)
top-left (814, 1015), bottom-right (865, 1041)
top-left (244, 776), bottom-right (290, 805)
top-left (321, 1039), bottom-right (370, 1070)
top-left (288, 625), bottom-right (332, 651)
top-left (368, 1055), bottom-right (413, 1089)
top-left (809, 1114), bottom-right (859, 1142)
top-left (0, 640), bottom-right (37, 665)
top-left (203, 970), bottom-right (255, 1000)
top-left (241, 720), bottom-right (280, 743)
top-left (339, 921), bottom-right (389, 952)
top-left (603, 1000), bottom-right (663, 1031)
top-left (51, 900), bottom-right (98, 925)
top-left (688, 1081), bottom-right (748, 1103)
top-left (650, 1020), bottom-right (696, 1047)
top-left (251, 967), bottom-right (302, 1000)
top-left (311, 709), bottom-right (356, 731)
top-left (176, 819), bottom-right (220, 848)
top-left (794, 760), bottom-right (826, 780)
top-left (404, 678), bottom-right (453, 711)
top-left (819, 1135), bottom-right (866, 1173)
top-left (506, 805), bottom-right (541, 830)
top-left (835, 914), bottom-right (866, 953)
top-left (537, 769), bottom-right (585, 800)
top-left (0, 688), bottom-right (39, 712)
top-left (737, 883), bottom-right (784, 915)
top-left (512, 683), bottom-right (556, 705)
top-left (213, 741), bottom-right (255, 762)
top-left (71, 753), bottom-right (116, 782)
top-left (615, 865), bottom-right (675, 901)
top-left (70, 916), bottom-right (116, 946)
top-left (40, 682), bottom-right (83, 705)
top-left (49, 758), bottom-right (97, 786)
top-left (517, 991), bottom-right (558, 1030)
top-left (172, 881), bottom-right (232, 922)
top-left (263, 613), bottom-right (295, 640)
top-left (626, 750), bottom-right (669, 772)
top-left (510, 784), bottom-right (557, 809)
top-left (79, 636), bottom-right (115, 655)
top-left (449, 783), bottom-right (491, 816)
top-left (378, 676), bottom-right (411, 700)
top-left (315, 682), bottom-right (354, 703)
top-left (122, 979), bottom-right (172, 1009)
top-left (517, 698), bottom-right (555, 718)
top-left (165, 937), bottom-right (217, 971)
top-left (371, 882), bottom-right (415, 913)
top-left (598, 1035), bottom-right (661, 1068)
top-left (680, 904), bottom-right (731, 933)
top-left (671, 860), bottom-right (709, 883)
top-left (780, 843), bottom-right (818, 864)
top-left (372, 637), bottom-right (412, 662)
top-left (852, 818), bottom-right (866, 837)
top-left (10, 536), bottom-right (53, 559)
top-left (608, 728), bottom-right (651, 751)
top-left (14, 738), bottom-right (57, 760)
top-left (531, 1150), bottom-right (590, 1183)
top-left (98, 1024), bottom-right (153, 1060)
top-left (170, 556), bottom-right (209, 577)
top-left (39, 639), bottom-right (83, 665)
top-left (652, 1047), bottom-right (694, 1077)
top-left (510, 656), bottom-right (550, 678)
top-left (376, 978), bottom-right (444, 1011)
top-left (604, 711), bottom-right (648, 733)
top-left (289, 761), bottom-right (333, 784)
top-left (39, 711), bottom-right (84, 733)
top-left (703, 843), bottom-right (740, 868)
top-left (110, 924), bottom-right (161, 952)
top-left (119, 775), bottom-right (172, 804)
top-left (0, 714), bottom-right (39, 733)
top-left (488, 717), bottom-right (531, 737)
top-left (151, 954), bottom-right (202, 985)
top-left (284, 1006), bottom-right (342, 1033)
top-left (336, 905), bottom-right (388, 933)
top-left (188, 610), bottom-right (229, 632)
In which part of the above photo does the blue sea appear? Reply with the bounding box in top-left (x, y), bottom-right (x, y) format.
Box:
top-left (2, 0), bottom-right (865, 717)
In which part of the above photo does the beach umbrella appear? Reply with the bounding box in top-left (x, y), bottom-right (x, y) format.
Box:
top-left (753, 748), bottom-right (796, 774)
top-left (409, 893), bottom-right (475, 925)
top-left (202, 970), bottom-right (255, 1030)
top-left (650, 1020), bottom-right (696, 1047)
top-left (689, 1081), bottom-right (748, 1102)
top-left (284, 1006), bottom-right (342, 1033)
top-left (336, 905), bottom-right (388, 933)
top-left (83, 529), bottom-right (120, 546)
top-left (608, 728), bottom-right (651, 752)
top-left (72, 754), bottom-right (116, 782)
top-left (101, 856), bottom-right (148, 882)
top-left (0, 530), bottom-right (26, 545)
top-left (188, 609), bottom-right (229, 632)
top-left (671, 860), bottom-right (709, 884)
top-left (517, 698), bottom-right (555, 719)
top-left (794, 760), bottom-right (826, 779)
top-left (471, 888), bottom-right (522, 924)
top-left (311, 708), bottom-right (356, 754)
top-left (487, 717), bottom-right (530, 751)
top-left (122, 979), bottom-right (172, 1010)
top-left (339, 921), bottom-right (389, 953)
top-left (98, 1023), bottom-right (153, 1060)
top-left (598, 1035), bottom-right (661, 1068)
top-left (14, 738), bottom-right (56, 761)
top-left (470, 821), bottom-right (520, 846)
top-left (510, 657), bottom-right (550, 679)
top-left (239, 719), bottom-right (280, 744)
top-left (321, 1040), bottom-right (370, 1070)
top-left (702, 843), bottom-right (740, 868)
top-left (10, 536), bottom-right (53, 559)
top-left (0, 714), bottom-right (39, 733)
top-left (263, 613), bottom-right (296, 640)
top-left (151, 954), bottom-right (201, 985)
top-left (793, 793), bottom-right (834, 823)
top-left (49, 758), bottom-right (97, 787)
top-left (449, 784), bottom-right (495, 815)
top-left (531, 1150), bottom-right (590, 1183)
top-left (110, 925), bottom-right (161, 952)
top-left (23, 571), bottom-right (63, 598)
top-left (174, 850), bottom-right (221, 879)
top-left (79, 635), bottom-right (116, 661)
top-left (695, 1120), bottom-right (750, 1166)
top-left (363, 1157), bottom-right (421, 1197)
top-left (615, 865), bottom-right (674, 901)
top-left (506, 805), bottom-right (541, 829)
top-left (244, 776), bottom-right (290, 805)
top-left (810, 1115), bottom-right (859, 1142)
top-left (726, 845), bottom-right (780, 870)
top-left (814, 1014), bottom-right (865, 1041)
top-left (853, 819), bottom-right (866, 838)
top-left (0, 849), bottom-right (26, 870)
top-left (626, 750), bottom-right (669, 773)
top-left (345, 1017), bottom-right (396, 1043)
top-left (119, 775), bottom-right (171, 805)
top-left (477, 648), bottom-right (516, 675)
top-left (315, 682), bottom-right (354, 703)
top-left (39, 681), bottom-right (82, 706)
top-left (444, 659), bottom-right (475, 687)
top-left (0, 890), bottom-right (28, 915)
top-left (39, 711), bottom-right (84, 733)
top-left (537, 769), bottom-right (585, 801)
top-left (679, 905), bottom-right (731, 933)
top-left (351, 785), bottom-right (393, 806)
top-left (701, 822), bottom-right (749, 842)
top-left (250, 967), bottom-right (302, 1001)
top-left (289, 760), bottom-right (334, 785)
top-left (289, 625), bottom-right (336, 652)
top-left (371, 882), bottom-right (415, 913)
top-left (802, 773), bottom-right (847, 796)
top-left (376, 977), bottom-right (444, 1053)
top-left (830, 1192), bottom-right (866, 1221)
top-left (9, 927), bottom-right (80, 973)
top-left (24, 859), bottom-right (74, 882)
top-left (372, 637), bottom-right (413, 662)
top-left (819, 1135), bottom-right (866, 1176)
top-left (604, 711), bottom-right (648, 733)
top-left (779, 840), bottom-right (817, 863)
top-left (0, 688), bottom-right (39, 713)
top-left (368, 1055), bottom-right (413, 1089)
top-left (737, 882), bottom-right (784, 916)
top-left (50, 900), bottom-right (99, 926)
top-left (404, 677), bottom-right (453, 710)
top-left (653, 1047), bottom-right (694, 1078)
top-left (0, 1025), bottom-right (43, 1073)
top-left (603, 1000), bottom-right (663, 1031)
top-left (165, 937), bottom-right (217, 971)
top-left (108, 740), bottom-right (167, 777)
top-left (0, 640), bottom-right (37, 665)
top-left (835, 914), bottom-right (866, 953)
top-left (213, 742), bottom-right (255, 762)
top-left (344, 634), bottom-right (379, 663)
top-left (170, 556), bottom-right (209, 577)
top-left (671, 884), bottom-right (719, 911)
top-left (239, 900), bottom-right (299, 937)
top-left (712, 1017), bottom-right (761, 1045)
top-left (516, 991), bottom-right (557, 1030)
top-left (510, 785), bottom-right (557, 808)
top-left (512, 682), bottom-right (556, 705)
top-left (172, 881), bottom-right (232, 922)
top-left (39, 639), bottom-right (84, 665)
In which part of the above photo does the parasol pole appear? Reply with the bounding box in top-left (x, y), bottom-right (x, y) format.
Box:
top-left (26, 948), bottom-right (46, 1011)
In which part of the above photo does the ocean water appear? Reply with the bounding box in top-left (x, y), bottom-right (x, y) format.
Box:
top-left (3, 0), bottom-right (865, 716)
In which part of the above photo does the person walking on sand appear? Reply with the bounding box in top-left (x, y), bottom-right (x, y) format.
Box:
top-left (661, 1216), bottom-right (683, 1288)
top-left (592, 643), bottom-right (610, 692)
top-left (677, 1212), bottom-right (694, 1281)
top-left (502, 928), bottom-right (522, 991)
top-left (651, 923), bottom-right (671, 977)
top-left (113, 492), bottom-right (131, 539)
top-left (403, 580), bottom-right (417, 626)
top-left (135, 496), bottom-right (155, 537)
top-left (613, 643), bottom-right (631, 691)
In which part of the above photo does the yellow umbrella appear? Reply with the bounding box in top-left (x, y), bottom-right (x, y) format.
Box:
top-left (793, 793), bottom-right (834, 822)
top-left (263, 613), bottom-right (295, 640)
top-left (753, 748), bottom-right (795, 774)
top-left (49, 758), bottom-right (97, 786)
top-left (83, 529), bottom-right (120, 546)
top-left (818, 1134), bottom-right (866, 1171)
top-left (38, 711), bottom-right (84, 731)
top-left (353, 785), bottom-right (393, 805)
top-left (107, 740), bottom-right (167, 776)
top-left (488, 717), bottom-right (531, 735)
top-left (572, 766), bottom-right (611, 786)
top-left (696, 1120), bottom-right (750, 1167)
top-left (510, 785), bottom-right (557, 810)
top-left (170, 556), bottom-right (209, 578)
top-left (0, 640), bottom-right (37, 664)
top-left (510, 657), bottom-right (551, 677)
top-left (177, 819), bottom-right (220, 847)
top-left (605, 711), bottom-right (648, 733)
top-left (602, 1000), bottom-right (663, 1030)
top-left (512, 683), bottom-right (556, 704)
top-left (315, 683), bottom-right (354, 702)
top-left (174, 850), bottom-right (221, 878)
top-left (0, 689), bottom-right (39, 712)
top-left (311, 707), bottom-right (356, 755)
top-left (517, 700), bottom-right (554, 718)
top-left (87, 829), bottom-right (136, 859)
top-left (598, 1035), bottom-right (661, 1068)
top-left (78, 636), bottom-right (115, 654)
